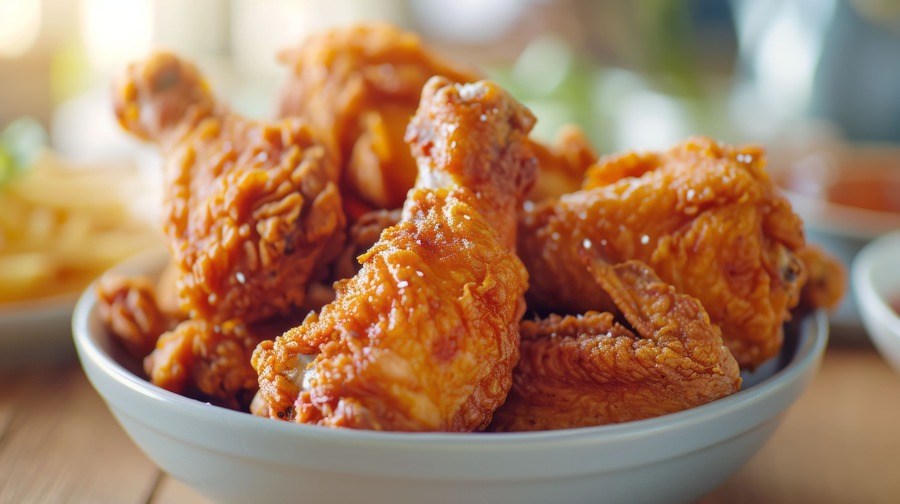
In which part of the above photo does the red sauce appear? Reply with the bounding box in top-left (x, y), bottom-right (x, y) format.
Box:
top-left (825, 178), bottom-right (900, 214)
top-left (778, 150), bottom-right (900, 215)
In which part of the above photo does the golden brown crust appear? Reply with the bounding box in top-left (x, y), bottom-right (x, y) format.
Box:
top-left (113, 51), bottom-right (346, 325)
top-left (276, 23), bottom-right (594, 216)
top-left (518, 137), bottom-right (810, 368)
top-left (96, 273), bottom-right (179, 359)
top-left (253, 78), bottom-right (537, 431)
top-left (111, 51), bottom-right (349, 408)
top-left (527, 124), bottom-right (598, 202)
top-left (145, 316), bottom-right (299, 410)
top-left (278, 23), bottom-right (483, 213)
top-left (489, 260), bottom-right (741, 431)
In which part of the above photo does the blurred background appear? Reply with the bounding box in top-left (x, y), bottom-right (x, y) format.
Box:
top-left (2, 0), bottom-right (900, 338)
top-left (4, 0), bottom-right (900, 158)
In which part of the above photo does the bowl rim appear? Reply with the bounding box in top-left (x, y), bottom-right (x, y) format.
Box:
top-left (72, 250), bottom-right (829, 479)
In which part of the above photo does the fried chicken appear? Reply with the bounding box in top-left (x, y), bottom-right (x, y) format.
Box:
top-left (796, 244), bottom-right (847, 312)
top-left (277, 23), bottom-right (596, 216)
top-left (528, 124), bottom-right (598, 202)
top-left (113, 51), bottom-right (345, 325)
top-left (110, 52), bottom-right (347, 407)
top-left (96, 272), bottom-right (181, 360)
top-left (98, 268), bottom-right (309, 409)
top-left (146, 316), bottom-right (304, 410)
top-left (519, 137), bottom-right (810, 369)
top-left (277, 23), bottom-right (482, 215)
top-left (252, 76), bottom-right (537, 431)
top-left (331, 208), bottom-right (402, 281)
top-left (489, 259), bottom-right (741, 431)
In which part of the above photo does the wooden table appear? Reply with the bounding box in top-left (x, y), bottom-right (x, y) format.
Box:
top-left (2, 339), bottom-right (899, 504)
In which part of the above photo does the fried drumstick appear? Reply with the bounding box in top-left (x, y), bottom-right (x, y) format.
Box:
top-left (113, 51), bottom-right (345, 325)
top-left (110, 52), bottom-right (346, 408)
top-left (252, 76), bottom-right (537, 431)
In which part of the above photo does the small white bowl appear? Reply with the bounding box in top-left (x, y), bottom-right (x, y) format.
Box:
top-left (73, 251), bottom-right (829, 504)
top-left (852, 230), bottom-right (900, 372)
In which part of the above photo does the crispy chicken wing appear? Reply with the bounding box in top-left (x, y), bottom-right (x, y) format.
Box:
top-left (252, 77), bottom-right (537, 431)
top-left (489, 259), bottom-right (741, 431)
top-left (519, 137), bottom-right (811, 368)
top-left (98, 267), bottom-right (307, 409)
top-left (113, 51), bottom-right (345, 324)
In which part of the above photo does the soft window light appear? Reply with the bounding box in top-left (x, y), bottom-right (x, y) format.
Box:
top-left (80, 0), bottom-right (153, 71)
top-left (0, 0), bottom-right (41, 58)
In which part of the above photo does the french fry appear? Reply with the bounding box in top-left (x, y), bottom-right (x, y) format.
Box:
top-left (0, 151), bottom-right (161, 303)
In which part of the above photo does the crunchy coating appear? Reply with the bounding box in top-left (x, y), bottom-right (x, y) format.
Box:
top-left (331, 208), bottom-right (402, 281)
top-left (146, 316), bottom-right (300, 410)
top-left (527, 124), bottom-right (598, 202)
top-left (252, 77), bottom-right (537, 431)
top-left (489, 259), bottom-right (741, 431)
top-left (96, 273), bottom-right (179, 359)
top-left (277, 22), bottom-right (596, 215)
top-left (110, 52), bottom-right (347, 408)
top-left (519, 137), bottom-right (810, 368)
top-left (113, 51), bottom-right (345, 324)
top-left (278, 23), bottom-right (481, 213)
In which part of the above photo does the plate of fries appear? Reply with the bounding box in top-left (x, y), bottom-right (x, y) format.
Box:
top-left (0, 118), bottom-right (162, 367)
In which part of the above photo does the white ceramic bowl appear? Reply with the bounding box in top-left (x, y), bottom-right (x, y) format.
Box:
top-left (73, 251), bottom-right (829, 504)
top-left (852, 230), bottom-right (900, 373)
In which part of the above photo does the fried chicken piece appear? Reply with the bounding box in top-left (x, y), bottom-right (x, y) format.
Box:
top-left (796, 244), bottom-right (847, 312)
top-left (519, 137), bottom-right (811, 369)
top-left (528, 124), bottom-right (598, 202)
top-left (113, 51), bottom-right (345, 324)
top-left (277, 23), bottom-right (482, 214)
top-left (277, 23), bottom-right (596, 215)
top-left (331, 208), bottom-right (402, 281)
top-left (489, 259), bottom-right (741, 431)
top-left (146, 316), bottom-right (302, 410)
top-left (297, 208), bottom-right (404, 313)
top-left (252, 77), bottom-right (538, 431)
top-left (96, 273), bottom-right (180, 359)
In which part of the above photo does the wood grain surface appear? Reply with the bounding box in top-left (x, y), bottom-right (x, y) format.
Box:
top-left (2, 341), bottom-right (898, 504)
